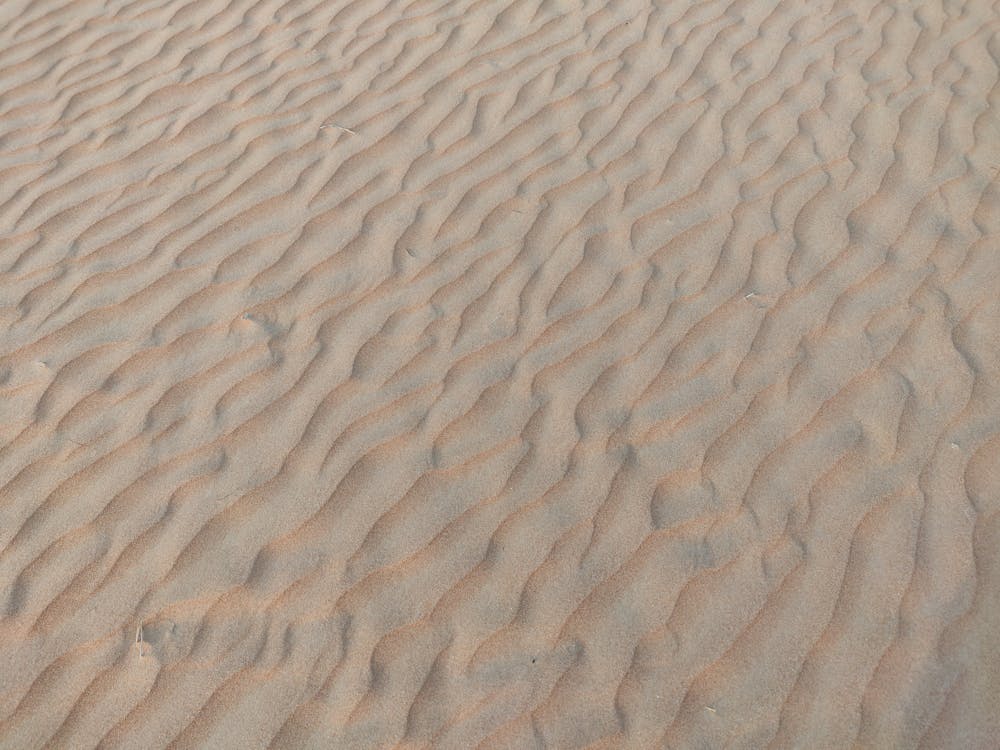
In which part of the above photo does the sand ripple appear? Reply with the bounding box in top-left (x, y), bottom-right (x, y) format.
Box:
top-left (1, 0), bottom-right (999, 747)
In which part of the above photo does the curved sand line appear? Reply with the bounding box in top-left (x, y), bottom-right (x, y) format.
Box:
top-left (1, 0), bottom-right (999, 747)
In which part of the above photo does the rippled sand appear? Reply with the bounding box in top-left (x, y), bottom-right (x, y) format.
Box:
top-left (1, 0), bottom-right (999, 747)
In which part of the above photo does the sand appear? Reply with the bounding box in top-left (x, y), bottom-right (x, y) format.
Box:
top-left (0, 0), bottom-right (998, 747)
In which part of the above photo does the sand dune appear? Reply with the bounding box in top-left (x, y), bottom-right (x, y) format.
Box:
top-left (1, 0), bottom-right (999, 747)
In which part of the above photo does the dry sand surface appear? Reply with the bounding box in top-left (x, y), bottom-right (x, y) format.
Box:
top-left (1, 0), bottom-right (999, 747)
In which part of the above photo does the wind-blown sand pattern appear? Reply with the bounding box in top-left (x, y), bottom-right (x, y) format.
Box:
top-left (1, 0), bottom-right (999, 747)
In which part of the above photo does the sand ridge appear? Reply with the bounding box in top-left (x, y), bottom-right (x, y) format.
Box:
top-left (0, 0), bottom-right (999, 747)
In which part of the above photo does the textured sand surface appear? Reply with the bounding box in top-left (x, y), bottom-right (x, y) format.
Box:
top-left (1, 0), bottom-right (999, 747)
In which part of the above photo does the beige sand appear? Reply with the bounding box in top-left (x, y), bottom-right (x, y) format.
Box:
top-left (1, 0), bottom-right (999, 747)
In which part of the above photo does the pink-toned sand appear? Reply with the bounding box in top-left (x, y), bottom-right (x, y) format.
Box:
top-left (1, 0), bottom-right (998, 747)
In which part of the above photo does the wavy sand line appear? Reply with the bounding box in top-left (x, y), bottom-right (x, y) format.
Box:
top-left (1, 0), bottom-right (999, 747)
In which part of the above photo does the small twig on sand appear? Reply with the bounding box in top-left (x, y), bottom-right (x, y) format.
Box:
top-left (320, 124), bottom-right (357, 135)
top-left (136, 624), bottom-right (144, 659)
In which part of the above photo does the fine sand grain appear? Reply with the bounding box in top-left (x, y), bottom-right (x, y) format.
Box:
top-left (1, 0), bottom-right (999, 747)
